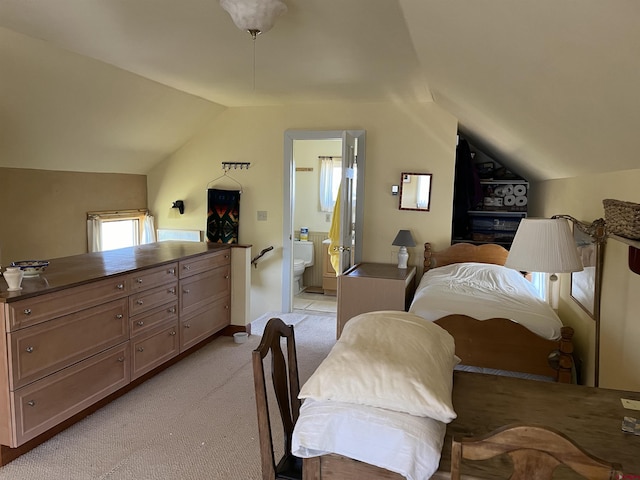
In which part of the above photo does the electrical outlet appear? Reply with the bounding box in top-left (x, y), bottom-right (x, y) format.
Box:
top-left (257, 211), bottom-right (268, 221)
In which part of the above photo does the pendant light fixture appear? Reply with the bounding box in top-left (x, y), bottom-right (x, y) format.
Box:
top-left (219, 0), bottom-right (287, 90)
top-left (219, 0), bottom-right (287, 39)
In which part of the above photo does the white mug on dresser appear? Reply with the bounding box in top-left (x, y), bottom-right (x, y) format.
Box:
top-left (3, 266), bottom-right (24, 291)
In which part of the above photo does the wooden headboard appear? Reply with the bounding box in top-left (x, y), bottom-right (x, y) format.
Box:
top-left (423, 242), bottom-right (509, 272)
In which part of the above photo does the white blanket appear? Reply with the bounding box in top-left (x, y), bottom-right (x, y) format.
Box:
top-left (292, 398), bottom-right (446, 480)
top-left (409, 262), bottom-right (563, 340)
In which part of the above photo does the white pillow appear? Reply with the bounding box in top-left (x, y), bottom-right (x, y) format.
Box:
top-left (298, 310), bottom-right (457, 423)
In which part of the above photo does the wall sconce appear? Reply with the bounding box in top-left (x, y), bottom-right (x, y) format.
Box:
top-left (172, 200), bottom-right (185, 215)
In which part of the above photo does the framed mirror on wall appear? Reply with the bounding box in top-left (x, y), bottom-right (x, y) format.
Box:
top-left (399, 172), bottom-right (432, 211)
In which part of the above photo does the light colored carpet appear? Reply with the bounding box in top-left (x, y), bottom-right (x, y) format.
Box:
top-left (0, 313), bottom-right (336, 480)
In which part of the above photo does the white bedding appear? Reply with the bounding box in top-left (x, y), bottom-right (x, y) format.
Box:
top-left (292, 398), bottom-right (446, 480)
top-left (293, 311), bottom-right (458, 480)
top-left (298, 311), bottom-right (457, 421)
top-left (409, 262), bottom-right (563, 340)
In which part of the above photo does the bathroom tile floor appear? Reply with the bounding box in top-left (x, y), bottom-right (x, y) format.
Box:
top-left (294, 291), bottom-right (337, 314)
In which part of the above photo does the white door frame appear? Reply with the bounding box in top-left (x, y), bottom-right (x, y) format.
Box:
top-left (282, 129), bottom-right (366, 312)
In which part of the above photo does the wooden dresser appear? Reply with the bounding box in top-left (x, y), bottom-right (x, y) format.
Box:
top-left (0, 241), bottom-right (231, 462)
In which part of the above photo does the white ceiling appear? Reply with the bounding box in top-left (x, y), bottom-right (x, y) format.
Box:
top-left (1, 0), bottom-right (639, 180)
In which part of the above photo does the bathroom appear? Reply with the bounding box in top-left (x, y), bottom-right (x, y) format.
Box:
top-left (292, 138), bottom-right (341, 312)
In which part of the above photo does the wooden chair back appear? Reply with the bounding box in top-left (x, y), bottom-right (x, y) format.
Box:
top-left (451, 423), bottom-right (623, 480)
top-left (252, 318), bottom-right (302, 480)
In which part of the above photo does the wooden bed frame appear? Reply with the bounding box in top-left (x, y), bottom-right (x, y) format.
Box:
top-left (423, 242), bottom-right (574, 384)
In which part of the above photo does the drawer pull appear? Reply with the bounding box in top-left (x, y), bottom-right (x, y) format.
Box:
top-left (25, 346), bottom-right (34, 353)
top-left (225, 254), bottom-right (230, 259)
top-left (136, 300), bottom-right (144, 305)
top-left (168, 287), bottom-right (176, 294)
top-left (183, 289), bottom-right (190, 294)
top-left (117, 284), bottom-right (124, 290)
top-left (185, 324), bottom-right (191, 329)
top-left (225, 275), bottom-right (230, 279)
top-left (136, 278), bottom-right (143, 284)
top-left (23, 309), bottom-right (32, 316)
top-left (27, 400), bottom-right (35, 407)
top-left (183, 265), bottom-right (191, 271)
top-left (169, 331), bottom-right (177, 336)
top-left (136, 321), bottom-right (144, 326)
top-left (116, 314), bottom-right (123, 319)
top-left (117, 357), bottom-right (125, 363)
top-left (169, 307), bottom-right (176, 313)
top-left (225, 305), bottom-right (230, 309)
top-left (137, 347), bottom-right (144, 352)
top-left (168, 268), bottom-right (175, 275)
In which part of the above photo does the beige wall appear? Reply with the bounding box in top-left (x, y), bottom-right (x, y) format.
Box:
top-left (147, 102), bottom-right (458, 321)
top-left (0, 168), bottom-right (147, 265)
top-left (533, 170), bottom-right (640, 391)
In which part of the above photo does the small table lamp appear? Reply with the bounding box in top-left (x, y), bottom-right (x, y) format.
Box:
top-left (504, 218), bottom-right (583, 309)
top-left (392, 229), bottom-right (416, 269)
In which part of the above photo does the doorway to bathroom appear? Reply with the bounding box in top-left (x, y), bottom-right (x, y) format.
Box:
top-left (282, 130), bottom-right (366, 313)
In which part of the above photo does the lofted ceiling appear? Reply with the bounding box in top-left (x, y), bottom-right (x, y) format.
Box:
top-left (1, 0), bottom-right (639, 180)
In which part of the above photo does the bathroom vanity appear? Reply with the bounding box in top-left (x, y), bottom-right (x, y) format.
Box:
top-left (0, 241), bottom-right (231, 464)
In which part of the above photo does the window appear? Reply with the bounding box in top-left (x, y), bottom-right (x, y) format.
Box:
top-left (101, 218), bottom-right (140, 251)
top-left (319, 156), bottom-right (342, 212)
top-left (530, 271), bottom-right (548, 301)
top-left (87, 210), bottom-right (155, 253)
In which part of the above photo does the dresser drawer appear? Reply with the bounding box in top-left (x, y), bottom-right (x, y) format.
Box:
top-left (179, 249), bottom-right (230, 279)
top-left (6, 277), bottom-right (129, 331)
top-left (130, 320), bottom-right (179, 380)
top-left (8, 299), bottom-right (129, 390)
top-left (127, 263), bottom-right (178, 293)
top-left (11, 343), bottom-right (129, 447)
top-left (129, 301), bottom-right (178, 337)
top-left (129, 282), bottom-right (178, 317)
top-left (180, 266), bottom-right (230, 318)
top-left (180, 297), bottom-right (230, 351)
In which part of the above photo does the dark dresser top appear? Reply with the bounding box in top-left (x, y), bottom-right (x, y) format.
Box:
top-left (1, 241), bottom-right (231, 302)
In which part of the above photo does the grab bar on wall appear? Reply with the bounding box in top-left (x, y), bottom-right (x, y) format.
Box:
top-left (251, 246), bottom-right (274, 268)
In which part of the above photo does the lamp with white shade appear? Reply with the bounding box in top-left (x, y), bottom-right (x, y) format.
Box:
top-left (504, 218), bottom-right (583, 310)
top-left (392, 230), bottom-right (416, 269)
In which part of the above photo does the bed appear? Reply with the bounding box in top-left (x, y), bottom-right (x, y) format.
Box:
top-left (293, 311), bottom-right (640, 480)
top-left (412, 242), bottom-right (575, 383)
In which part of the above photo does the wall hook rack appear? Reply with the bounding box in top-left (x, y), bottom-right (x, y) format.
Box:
top-left (222, 162), bottom-right (250, 170)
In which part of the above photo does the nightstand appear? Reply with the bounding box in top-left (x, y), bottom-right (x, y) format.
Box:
top-left (337, 263), bottom-right (417, 338)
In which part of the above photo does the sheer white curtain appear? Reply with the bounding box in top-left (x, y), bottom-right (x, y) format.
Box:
top-left (319, 157), bottom-right (336, 212)
top-left (87, 217), bottom-right (102, 253)
top-left (141, 214), bottom-right (156, 244)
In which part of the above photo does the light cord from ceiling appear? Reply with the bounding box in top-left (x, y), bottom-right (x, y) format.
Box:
top-left (252, 30), bottom-right (257, 91)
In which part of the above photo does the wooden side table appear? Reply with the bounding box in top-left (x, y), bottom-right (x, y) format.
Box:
top-left (336, 263), bottom-right (416, 338)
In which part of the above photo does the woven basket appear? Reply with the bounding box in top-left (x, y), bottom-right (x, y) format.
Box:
top-left (603, 199), bottom-right (640, 239)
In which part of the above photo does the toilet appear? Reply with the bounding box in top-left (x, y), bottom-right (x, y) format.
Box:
top-left (293, 240), bottom-right (314, 294)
